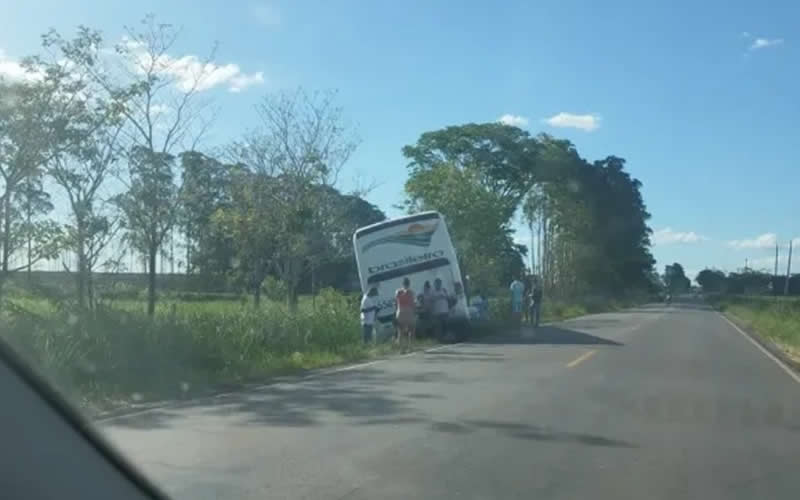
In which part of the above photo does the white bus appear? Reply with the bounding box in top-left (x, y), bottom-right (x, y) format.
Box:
top-left (352, 211), bottom-right (469, 340)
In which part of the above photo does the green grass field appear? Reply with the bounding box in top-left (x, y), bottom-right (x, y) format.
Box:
top-left (713, 295), bottom-right (800, 363)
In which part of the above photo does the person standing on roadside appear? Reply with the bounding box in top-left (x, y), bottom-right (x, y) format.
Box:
top-left (419, 280), bottom-right (434, 337)
top-left (530, 278), bottom-right (543, 327)
top-left (431, 278), bottom-right (451, 340)
top-left (360, 286), bottom-right (379, 343)
top-left (509, 275), bottom-right (525, 330)
top-left (395, 277), bottom-right (416, 350)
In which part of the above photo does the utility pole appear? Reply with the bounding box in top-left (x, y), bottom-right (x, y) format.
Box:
top-left (774, 244), bottom-right (780, 296)
top-left (784, 240), bottom-right (793, 296)
top-left (774, 244), bottom-right (779, 277)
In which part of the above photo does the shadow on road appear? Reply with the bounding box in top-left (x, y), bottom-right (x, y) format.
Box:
top-left (461, 419), bottom-right (637, 448)
top-left (476, 325), bottom-right (623, 347)
top-left (106, 367), bottom-right (455, 430)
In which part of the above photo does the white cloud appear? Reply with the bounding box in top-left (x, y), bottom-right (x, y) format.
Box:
top-left (251, 3), bottom-right (281, 27)
top-left (749, 37), bottom-right (783, 50)
top-left (727, 232), bottom-right (777, 249)
top-left (544, 112), bottom-right (601, 132)
top-left (229, 71), bottom-right (265, 92)
top-left (497, 114), bottom-right (529, 127)
top-left (122, 38), bottom-right (264, 93)
top-left (652, 227), bottom-right (708, 245)
top-left (0, 49), bottom-right (42, 83)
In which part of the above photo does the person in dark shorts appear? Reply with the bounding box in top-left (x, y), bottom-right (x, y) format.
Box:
top-left (529, 279), bottom-right (543, 327)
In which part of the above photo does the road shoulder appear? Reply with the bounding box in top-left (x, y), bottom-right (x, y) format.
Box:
top-left (719, 311), bottom-right (800, 382)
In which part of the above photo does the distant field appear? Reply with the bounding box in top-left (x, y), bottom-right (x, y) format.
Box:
top-left (713, 295), bottom-right (800, 363)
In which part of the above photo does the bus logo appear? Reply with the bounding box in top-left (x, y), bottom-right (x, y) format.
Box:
top-left (362, 222), bottom-right (438, 252)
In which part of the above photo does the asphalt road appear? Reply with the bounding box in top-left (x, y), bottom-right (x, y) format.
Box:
top-left (101, 302), bottom-right (800, 500)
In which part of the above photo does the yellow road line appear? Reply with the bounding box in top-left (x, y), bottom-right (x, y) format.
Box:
top-left (566, 350), bottom-right (596, 368)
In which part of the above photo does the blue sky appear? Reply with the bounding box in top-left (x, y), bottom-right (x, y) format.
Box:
top-left (2, 0), bottom-right (799, 280)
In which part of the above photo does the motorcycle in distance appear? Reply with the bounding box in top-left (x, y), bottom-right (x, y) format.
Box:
top-left (665, 293), bottom-right (672, 305)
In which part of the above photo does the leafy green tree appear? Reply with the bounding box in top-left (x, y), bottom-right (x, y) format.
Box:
top-left (403, 122), bottom-right (541, 219)
top-left (50, 124), bottom-right (124, 310)
top-left (0, 44), bottom-right (95, 297)
top-left (115, 147), bottom-right (178, 315)
top-left (46, 17), bottom-right (216, 314)
top-left (664, 263), bottom-right (690, 293)
top-left (228, 88), bottom-right (359, 308)
top-left (696, 269), bottom-right (726, 293)
top-left (523, 138), bottom-right (655, 297)
top-left (178, 151), bottom-right (238, 278)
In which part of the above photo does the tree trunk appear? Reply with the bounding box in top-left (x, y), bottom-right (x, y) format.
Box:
top-left (253, 280), bottom-right (261, 307)
top-left (2, 194), bottom-right (11, 273)
top-left (185, 223), bottom-right (192, 275)
top-left (87, 266), bottom-right (95, 311)
top-left (147, 246), bottom-right (157, 317)
top-left (288, 283), bottom-right (299, 312)
top-left (311, 260), bottom-right (316, 309)
top-left (26, 202), bottom-right (32, 283)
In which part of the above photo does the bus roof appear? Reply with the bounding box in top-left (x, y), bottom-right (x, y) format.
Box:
top-left (353, 211), bottom-right (442, 240)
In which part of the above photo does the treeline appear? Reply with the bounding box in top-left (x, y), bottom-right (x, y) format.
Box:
top-left (403, 124), bottom-right (657, 297)
top-left (2, 16), bottom-right (658, 319)
top-left (697, 268), bottom-right (800, 295)
top-left (0, 17), bottom-right (384, 315)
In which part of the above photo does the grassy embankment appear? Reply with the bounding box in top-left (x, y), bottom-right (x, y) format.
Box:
top-left (0, 289), bottom-right (636, 416)
top-left (711, 295), bottom-right (800, 364)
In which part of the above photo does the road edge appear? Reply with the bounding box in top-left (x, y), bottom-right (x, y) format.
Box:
top-left (719, 312), bottom-right (800, 384)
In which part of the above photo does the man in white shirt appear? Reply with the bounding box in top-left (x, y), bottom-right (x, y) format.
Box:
top-left (431, 278), bottom-right (450, 340)
top-left (360, 287), bottom-right (379, 343)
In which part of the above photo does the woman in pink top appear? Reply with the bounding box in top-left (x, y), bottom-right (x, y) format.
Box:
top-left (395, 277), bottom-right (416, 349)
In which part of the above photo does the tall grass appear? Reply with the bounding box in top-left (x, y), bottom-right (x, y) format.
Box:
top-left (0, 289), bottom-right (390, 414)
top-left (714, 295), bottom-right (800, 362)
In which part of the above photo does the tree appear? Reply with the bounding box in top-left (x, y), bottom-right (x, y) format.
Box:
top-left (696, 269), bottom-right (726, 293)
top-left (178, 151), bottom-right (237, 278)
top-left (522, 140), bottom-right (655, 297)
top-left (0, 49), bottom-right (90, 296)
top-left (664, 263), bottom-right (690, 293)
top-left (402, 123), bottom-right (543, 293)
top-left (228, 88), bottom-right (358, 309)
top-left (115, 147), bottom-right (178, 315)
top-left (16, 175), bottom-right (54, 281)
top-left (304, 185), bottom-right (385, 293)
top-left (48, 16), bottom-right (216, 315)
top-left (50, 124), bottom-right (124, 310)
top-left (405, 162), bottom-right (523, 292)
top-left (403, 122), bottom-right (541, 219)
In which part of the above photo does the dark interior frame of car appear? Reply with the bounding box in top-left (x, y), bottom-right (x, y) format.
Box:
top-left (0, 338), bottom-right (169, 500)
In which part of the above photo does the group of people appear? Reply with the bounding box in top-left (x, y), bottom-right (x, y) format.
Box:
top-left (359, 277), bottom-right (454, 346)
top-left (510, 275), bottom-right (543, 328)
top-left (359, 274), bottom-right (544, 346)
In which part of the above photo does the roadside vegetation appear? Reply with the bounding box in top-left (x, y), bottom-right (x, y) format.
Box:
top-left (1, 16), bottom-right (659, 415)
top-left (696, 268), bottom-right (800, 364)
top-left (2, 288), bottom-right (441, 415)
top-left (709, 295), bottom-right (800, 364)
